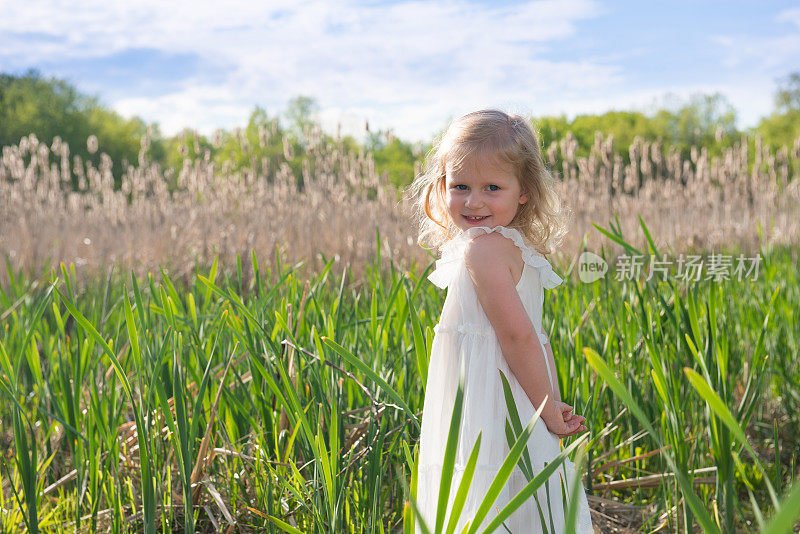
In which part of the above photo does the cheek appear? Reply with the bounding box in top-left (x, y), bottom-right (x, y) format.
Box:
top-left (443, 193), bottom-right (458, 218)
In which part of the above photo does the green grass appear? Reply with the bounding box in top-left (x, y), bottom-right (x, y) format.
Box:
top-left (0, 221), bottom-right (799, 533)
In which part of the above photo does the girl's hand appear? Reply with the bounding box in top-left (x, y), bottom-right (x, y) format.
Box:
top-left (546, 401), bottom-right (587, 438)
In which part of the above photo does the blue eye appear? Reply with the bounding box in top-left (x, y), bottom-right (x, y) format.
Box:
top-left (487, 184), bottom-right (499, 191)
top-left (453, 184), bottom-right (468, 190)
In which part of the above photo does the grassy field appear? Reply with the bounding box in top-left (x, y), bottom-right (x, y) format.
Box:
top-left (2, 125), bottom-right (800, 532)
top-left (1, 219), bottom-right (799, 533)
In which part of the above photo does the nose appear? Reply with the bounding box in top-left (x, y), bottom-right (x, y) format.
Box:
top-left (465, 192), bottom-right (483, 209)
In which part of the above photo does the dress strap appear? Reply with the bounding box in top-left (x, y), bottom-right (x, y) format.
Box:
top-left (538, 331), bottom-right (550, 345)
top-left (427, 226), bottom-right (564, 289)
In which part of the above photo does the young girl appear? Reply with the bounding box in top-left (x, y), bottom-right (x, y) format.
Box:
top-left (411, 110), bottom-right (593, 533)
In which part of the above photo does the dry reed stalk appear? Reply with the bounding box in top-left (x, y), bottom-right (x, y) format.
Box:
top-left (592, 466), bottom-right (717, 491)
top-left (2, 130), bottom-right (799, 287)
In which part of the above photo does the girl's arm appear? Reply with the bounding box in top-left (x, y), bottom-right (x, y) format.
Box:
top-left (542, 337), bottom-right (561, 403)
top-left (465, 235), bottom-right (580, 436)
top-left (543, 330), bottom-right (587, 438)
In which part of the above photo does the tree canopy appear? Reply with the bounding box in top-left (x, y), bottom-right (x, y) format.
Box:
top-left (0, 70), bottom-right (153, 181)
top-left (758, 72), bottom-right (800, 150)
top-left (2, 69), bottom-right (798, 189)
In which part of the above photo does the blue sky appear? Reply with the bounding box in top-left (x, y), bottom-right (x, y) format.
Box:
top-left (1, 0), bottom-right (798, 142)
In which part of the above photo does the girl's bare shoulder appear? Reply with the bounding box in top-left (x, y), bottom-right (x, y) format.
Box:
top-left (463, 231), bottom-right (523, 278)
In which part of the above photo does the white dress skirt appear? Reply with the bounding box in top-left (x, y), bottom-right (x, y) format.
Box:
top-left (415, 226), bottom-right (593, 533)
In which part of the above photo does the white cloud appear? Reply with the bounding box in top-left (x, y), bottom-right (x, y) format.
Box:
top-left (114, 85), bottom-right (253, 135)
top-left (2, 1), bottom-right (790, 139)
top-left (711, 6), bottom-right (800, 73)
top-left (714, 32), bottom-right (800, 71)
top-left (777, 7), bottom-right (800, 29)
top-left (2, 0), bottom-right (612, 140)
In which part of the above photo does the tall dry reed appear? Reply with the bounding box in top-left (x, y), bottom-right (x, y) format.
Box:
top-left (2, 127), bottom-right (799, 287)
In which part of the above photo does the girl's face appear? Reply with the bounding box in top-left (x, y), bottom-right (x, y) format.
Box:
top-left (444, 154), bottom-right (529, 232)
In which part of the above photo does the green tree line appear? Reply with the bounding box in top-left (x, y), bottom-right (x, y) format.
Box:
top-left (2, 69), bottom-right (799, 189)
top-left (0, 70), bottom-right (158, 188)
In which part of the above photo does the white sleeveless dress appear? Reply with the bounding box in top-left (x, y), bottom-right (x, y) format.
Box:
top-left (415, 226), bottom-right (593, 533)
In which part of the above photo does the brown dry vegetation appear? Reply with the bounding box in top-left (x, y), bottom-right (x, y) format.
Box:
top-left (2, 128), bottom-right (799, 287)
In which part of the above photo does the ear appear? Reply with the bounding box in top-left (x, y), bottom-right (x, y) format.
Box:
top-left (518, 190), bottom-right (530, 205)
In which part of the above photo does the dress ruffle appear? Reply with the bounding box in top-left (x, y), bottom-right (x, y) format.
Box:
top-left (427, 226), bottom-right (563, 290)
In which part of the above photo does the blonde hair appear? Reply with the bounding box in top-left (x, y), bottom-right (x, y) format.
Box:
top-left (408, 109), bottom-right (569, 256)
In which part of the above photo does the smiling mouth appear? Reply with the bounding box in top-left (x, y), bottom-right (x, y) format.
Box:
top-left (463, 215), bottom-right (490, 222)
